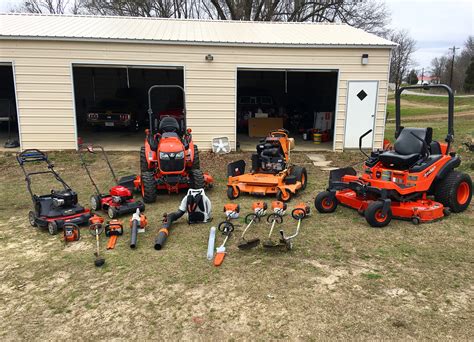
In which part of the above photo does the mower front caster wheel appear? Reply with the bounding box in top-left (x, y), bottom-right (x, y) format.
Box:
top-left (315, 191), bottom-right (338, 213)
top-left (108, 207), bottom-right (117, 219)
top-left (277, 189), bottom-right (292, 202)
top-left (28, 211), bottom-right (37, 227)
top-left (365, 201), bottom-right (392, 228)
top-left (48, 221), bottom-right (58, 235)
top-left (227, 186), bottom-right (240, 200)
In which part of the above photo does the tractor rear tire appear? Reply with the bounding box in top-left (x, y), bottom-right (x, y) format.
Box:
top-left (140, 147), bottom-right (151, 173)
top-left (365, 201), bottom-right (392, 228)
top-left (291, 166), bottom-right (308, 190)
top-left (141, 171), bottom-right (157, 203)
top-left (192, 145), bottom-right (201, 170)
top-left (315, 191), bottom-right (338, 213)
top-left (434, 171), bottom-right (472, 213)
top-left (189, 169), bottom-right (205, 189)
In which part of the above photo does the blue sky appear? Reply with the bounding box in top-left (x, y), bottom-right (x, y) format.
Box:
top-left (0, 0), bottom-right (473, 71)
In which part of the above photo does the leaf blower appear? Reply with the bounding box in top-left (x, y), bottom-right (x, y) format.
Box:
top-left (130, 208), bottom-right (147, 249)
top-left (154, 188), bottom-right (211, 250)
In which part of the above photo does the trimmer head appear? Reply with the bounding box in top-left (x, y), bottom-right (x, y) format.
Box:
top-left (238, 238), bottom-right (260, 250)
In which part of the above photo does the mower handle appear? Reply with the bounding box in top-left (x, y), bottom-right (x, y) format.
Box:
top-left (359, 129), bottom-right (372, 158)
top-left (395, 84), bottom-right (454, 145)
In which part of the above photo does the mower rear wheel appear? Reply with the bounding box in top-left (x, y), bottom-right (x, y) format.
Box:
top-left (28, 211), bottom-right (37, 227)
top-left (434, 171), bottom-right (472, 213)
top-left (365, 201), bottom-right (392, 228)
top-left (141, 171), bottom-right (157, 203)
top-left (192, 145), bottom-right (200, 170)
top-left (277, 189), bottom-right (292, 202)
top-left (189, 169), bottom-right (205, 189)
top-left (315, 191), bottom-right (338, 213)
top-left (227, 186), bottom-right (240, 200)
top-left (291, 166), bottom-right (308, 190)
top-left (48, 221), bottom-right (58, 235)
top-left (90, 195), bottom-right (101, 211)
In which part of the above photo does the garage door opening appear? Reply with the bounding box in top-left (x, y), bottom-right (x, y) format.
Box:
top-left (237, 69), bottom-right (338, 151)
top-left (0, 64), bottom-right (20, 150)
top-left (73, 65), bottom-right (184, 150)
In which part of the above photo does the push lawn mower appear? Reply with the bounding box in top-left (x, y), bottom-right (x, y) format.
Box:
top-left (227, 129), bottom-right (307, 202)
top-left (315, 84), bottom-right (472, 227)
top-left (137, 85), bottom-right (213, 203)
top-left (17, 149), bottom-right (92, 235)
top-left (78, 144), bottom-right (145, 219)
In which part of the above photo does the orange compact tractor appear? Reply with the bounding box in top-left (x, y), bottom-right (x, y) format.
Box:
top-left (136, 85), bottom-right (213, 203)
top-left (315, 84), bottom-right (472, 227)
top-left (227, 129), bottom-right (307, 202)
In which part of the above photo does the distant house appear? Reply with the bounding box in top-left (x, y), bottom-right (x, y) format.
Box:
top-left (417, 75), bottom-right (440, 85)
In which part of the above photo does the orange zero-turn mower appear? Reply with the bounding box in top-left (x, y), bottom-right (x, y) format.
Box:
top-left (227, 129), bottom-right (307, 202)
top-left (135, 85), bottom-right (213, 203)
top-left (315, 84), bottom-right (472, 227)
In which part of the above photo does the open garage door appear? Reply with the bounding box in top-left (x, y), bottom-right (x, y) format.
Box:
top-left (0, 64), bottom-right (20, 150)
top-left (73, 65), bottom-right (184, 150)
top-left (237, 69), bottom-right (338, 151)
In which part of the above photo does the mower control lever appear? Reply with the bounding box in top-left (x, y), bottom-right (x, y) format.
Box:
top-left (409, 132), bottom-right (429, 158)
top-left (359, 129), bottom-right (373, 159)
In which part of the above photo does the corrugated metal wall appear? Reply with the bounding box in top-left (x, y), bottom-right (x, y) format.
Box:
top-left (0, 40), bottom-right (391, 151)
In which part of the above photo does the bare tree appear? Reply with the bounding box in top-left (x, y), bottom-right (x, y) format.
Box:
top-left (17, 0), bottom-right (82, 14)
top-left (388, 29), bottom-right (416, 91)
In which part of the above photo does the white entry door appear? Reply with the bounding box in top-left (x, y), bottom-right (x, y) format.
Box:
top-left (344, 81), bottom-right (378, 149)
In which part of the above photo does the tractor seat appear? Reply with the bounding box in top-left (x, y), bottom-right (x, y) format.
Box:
top-left (159, 116), bottom-right (181, 134)
top-left (379, 127), bottom-right (432, 170)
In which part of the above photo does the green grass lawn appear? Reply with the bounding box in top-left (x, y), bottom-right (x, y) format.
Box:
top-left (386, 93), bottom-right (474, 118)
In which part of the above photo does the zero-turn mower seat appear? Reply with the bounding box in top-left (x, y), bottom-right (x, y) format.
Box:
top-left (379, 127), bottom-right (432, 170)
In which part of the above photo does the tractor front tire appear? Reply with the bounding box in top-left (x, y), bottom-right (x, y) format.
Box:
top-left (291, 166), bottom-right (308, 190)
top-left (141, 171), bottom-right (157, 203)
top-left (365, 201), bottom-right (392, 228)
top-left (192, 145), bottom-right (201, 170)
top-left (140, 147), bottom-right (151, 173)
top-left (189, 169), bottom-right (205, 189)
top-left (315, 191), bottom-right (338, 213)
top-left (434, 171), bottom-right (472, 213)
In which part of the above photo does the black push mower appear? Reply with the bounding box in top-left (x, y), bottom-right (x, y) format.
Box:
top-left (17, 149), bottom-right (92, 235)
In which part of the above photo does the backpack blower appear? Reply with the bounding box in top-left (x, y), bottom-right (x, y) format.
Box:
top-left (154, 188), bottom-right (212, 250)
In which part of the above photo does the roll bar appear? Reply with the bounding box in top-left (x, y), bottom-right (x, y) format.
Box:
top-left (395, 84), bottom-right (454, 144)
top-left (147, 85), bottom-right (186, 133)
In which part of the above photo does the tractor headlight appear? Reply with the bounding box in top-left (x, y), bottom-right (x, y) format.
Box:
top-left (159, 152), bottom-right (170, 160)
top-left (175, 151), bottom-right (184, 159)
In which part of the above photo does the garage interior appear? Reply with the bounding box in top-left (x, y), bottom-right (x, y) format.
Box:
top-left (73, 65), bottom-right (184, 150)
top-left (237, 69), bottom-right (338, 151)
top-left (0, 64), bottom-right (20, 151)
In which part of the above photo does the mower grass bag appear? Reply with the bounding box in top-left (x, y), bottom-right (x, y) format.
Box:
top-left (315, 84), bottom-right (472, 228)
top-left (17, 149), bottom-right (91, 235)
top-left (227, 129), bottom-right (307, 202)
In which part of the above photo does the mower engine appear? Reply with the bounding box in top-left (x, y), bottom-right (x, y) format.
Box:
top-left (109, 185), bottom-right (132, 203)
top-left (52, 189), bottom-right (78, 208)
top-left (272, 201), bottom-right (287, 216)
top-left (254, 141), bottom-right (286, 173)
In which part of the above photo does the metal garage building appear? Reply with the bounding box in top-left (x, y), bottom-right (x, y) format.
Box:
top-left (0, 13), bottom-right (395, 151)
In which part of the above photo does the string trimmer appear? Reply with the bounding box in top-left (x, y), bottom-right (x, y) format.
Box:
top-left (89, 215), bottom-right (105, 267)
top-left (237, 201), bottom-right (267, 250)
top-left (279, 202), bottom-right (310, 250)
top-left (213, 220), bottom-right (234, 267)
top-left (208, 203), bottom-right (240, 260)
top-left (263, 201), bottom-right (287, 248)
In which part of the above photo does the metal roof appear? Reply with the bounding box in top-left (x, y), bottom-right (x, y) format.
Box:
top-left (0, 13), bottom-right (396, 48)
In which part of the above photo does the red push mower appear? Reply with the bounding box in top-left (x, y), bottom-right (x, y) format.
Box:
top-left (17, 149), bottom-right (92, 235)
top-left (137, 85), bottom-right (213, 203)
top-left (315, 84), bottom-right (472, 227)
top-left (78, 144), bottom-right (144, 219)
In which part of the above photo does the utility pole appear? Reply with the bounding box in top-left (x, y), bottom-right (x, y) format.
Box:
top-left (449, 46), bottom-right (460, 88)
top-left (421, 67), bottom-right (424, 85)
